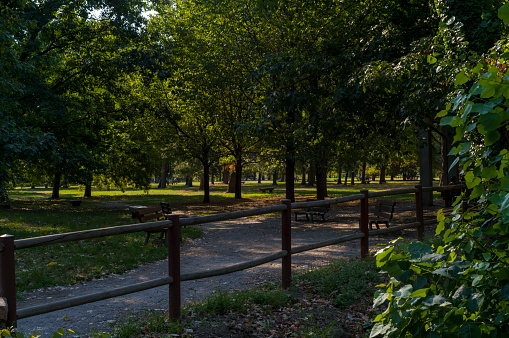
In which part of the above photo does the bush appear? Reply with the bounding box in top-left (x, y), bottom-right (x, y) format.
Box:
top-left (371, 14), bottom-right (509, 337)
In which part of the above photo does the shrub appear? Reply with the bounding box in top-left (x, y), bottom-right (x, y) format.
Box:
top-left (371, 9), bottom-right (509, 337)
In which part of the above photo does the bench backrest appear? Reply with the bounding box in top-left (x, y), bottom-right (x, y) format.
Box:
top-left (305, 198), bottom-right (330, 212)
top-left (135, 206), bottom-right (165, 223)
top-left (160, 202), bottom-right (172, 214)
top-left (374, 200), bottom-right (396, 220)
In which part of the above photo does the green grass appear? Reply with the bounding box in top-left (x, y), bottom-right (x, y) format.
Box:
top-left (8, 178), bottom-right (428, 201)
top-left (0, 198), bottom-right (203, 294)
top-left (2, 180), bottom-right (428, 294)
top-left (192, 284), bottom-right (294, 315)
top-left (111, 310), bottom-right (187, 338)
top-left (295, 258), bottom-right (380, 307)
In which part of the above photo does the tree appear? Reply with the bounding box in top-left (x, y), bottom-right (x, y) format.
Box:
top-left (371, 5), bottom-right (509, 336)
top-left (1, 0), bottom-right (149, 199)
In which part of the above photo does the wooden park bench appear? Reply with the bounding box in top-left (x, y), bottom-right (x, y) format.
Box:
top-left (369, 200), bottom-right (396, 230)
top-left (294, 199), bottom-right (330, 222)
top-left (134, 202), bottom-right (179, 245)
top-left (134, 205), bottom-right (168, 245)
top-left (259, 187), bottom-right (274, 193)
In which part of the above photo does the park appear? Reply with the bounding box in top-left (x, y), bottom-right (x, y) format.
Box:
top-left (1, 0), bottom-right (509, 337)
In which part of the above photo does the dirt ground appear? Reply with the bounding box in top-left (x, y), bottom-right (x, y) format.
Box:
top-left (16, 197), bottom-right (445, 337)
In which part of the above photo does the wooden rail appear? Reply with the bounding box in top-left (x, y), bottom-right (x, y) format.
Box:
top-left (0, 184), bottom-right (463, 327)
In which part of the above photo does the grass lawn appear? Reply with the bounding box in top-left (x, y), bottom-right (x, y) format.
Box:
top-left (2, 179), bottom-right (434, 294)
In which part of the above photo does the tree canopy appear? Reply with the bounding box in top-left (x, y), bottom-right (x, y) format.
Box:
top-left (1, 0), bottom-right (505, 207)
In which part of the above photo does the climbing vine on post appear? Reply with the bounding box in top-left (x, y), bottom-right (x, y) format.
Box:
top-left (370, 6), bottom-right (509, 338)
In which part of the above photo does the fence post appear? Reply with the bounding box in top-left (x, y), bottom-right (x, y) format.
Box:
top-left (167, 215), bottom-right (181, 321)
top-left (0, 235), bottom-right (16, 327)
top-left (281, 199), bottom-right (292, 289)
top-left (415, 185), bottom-right (424, 241)
top-left (359, 190), bottom-right (369, 258)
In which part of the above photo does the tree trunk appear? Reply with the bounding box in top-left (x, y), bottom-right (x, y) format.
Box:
top-left (258, 172), bottom-right (262, 184)
top-left (316, 165), bottom-right (328, 200)
top-left (440, 125), bottom-right (457, 186)
top-left (84, 183), bottom-right (92, 198)
top-left (285, 148), bottom-right (296, 202)
top-left (344, 171), bottom-right (348, 185)
top-left (223, 170), bottom-right (229, 184)
top-left (308, 161), bottom-right (316, 186)
top-left (186, 176), bottom-right (193, 187)
top-left (227, 172), bottom-right (236, 193)
top-left (337, 168), bottom-right (342, 184)
top-left (361, 162), bottom-right (367, 184)
top-left (272, 171), bottom-right (278, 185)
top-left (301, 166), bottom-right (307, 185)
top-left (51, 171), bottom-right (61, 199)
top-left (419, 129), bottom-right (433, 205)
top-left (199, 173), bottom-right (205, 191)
top-left (380, 165), bottom-right (387, 184)
top-left (160, 162), bottom-right (168, 189)
top-left (350, 171), bottom-right (355, 185)
top-left (234, 159), bottom-right (242, 199)
top-left (202, 162), bottom-right (210, 203)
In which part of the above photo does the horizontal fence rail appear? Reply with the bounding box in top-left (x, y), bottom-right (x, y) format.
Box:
top-left (0, 184), bottom-right (463, 327)
top-left (17, 276), bottom-right (174, 320)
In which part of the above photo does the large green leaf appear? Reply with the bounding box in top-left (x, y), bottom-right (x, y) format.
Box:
top-left (479, 113), bottom-right (503, 131)
top-left (376, 246), bottom-right (394, 267)
top-left (452, 284), bottom-right (470, 302)
top-left (498, 3), bottom-right (509, 24)
top-left (422, 294), bottom-right (448, 307)
top-left (485, 130), bottom-right (501, 146)
top-left (459, 325), bottom-right (482, 337)
top-left (454, 71), bottom-right (470, 86)
top-left (394, 284), bottom-right (413, 299)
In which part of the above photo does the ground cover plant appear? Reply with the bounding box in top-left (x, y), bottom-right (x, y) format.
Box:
top-left (111, 257), bottom-right (382, 338)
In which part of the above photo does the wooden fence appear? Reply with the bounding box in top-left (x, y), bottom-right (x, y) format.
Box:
top-left (0, 184), bottom-right (464, 327)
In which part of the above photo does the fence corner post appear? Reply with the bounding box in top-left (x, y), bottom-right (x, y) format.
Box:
top-left (360, 190), bottom-right (369, 258)
top-left (281, 199), bottom-right (292, 289)
top-left (0, 235), bottom-right (16, 328)
top-left (167, 216), bottom-right (181, 321)
top-left (415, 185), bottom-right (424, 241)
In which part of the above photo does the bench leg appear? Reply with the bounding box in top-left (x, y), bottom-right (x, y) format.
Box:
top-left (144, 232), bottom-right (151, 245)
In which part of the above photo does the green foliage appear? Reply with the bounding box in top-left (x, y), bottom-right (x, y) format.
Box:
top-left (296, 258), bottom-right (381, 308)
top-left (371, 11), bottom-right (509, 337)
top-left (193, 286), bottom-right (293, 316)
top-left (0, 327), bottom-right (97, 338)
top-left (112, 310), bottom-right (183, 338)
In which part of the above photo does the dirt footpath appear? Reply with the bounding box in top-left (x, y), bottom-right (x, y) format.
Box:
top-left (16, 202), bottom-right (441, 337)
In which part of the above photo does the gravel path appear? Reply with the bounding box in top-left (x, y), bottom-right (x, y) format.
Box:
top-left (16, 202), bottom-right (441, 337)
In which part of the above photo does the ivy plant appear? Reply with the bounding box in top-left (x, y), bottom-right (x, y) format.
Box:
top-left (370, 7), bottom-right (509, 338)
